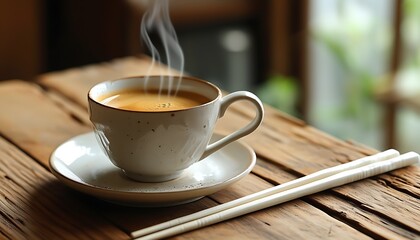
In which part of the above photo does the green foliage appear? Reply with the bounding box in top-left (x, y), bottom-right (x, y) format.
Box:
top-left (257, 75), bottom-right (298, 116)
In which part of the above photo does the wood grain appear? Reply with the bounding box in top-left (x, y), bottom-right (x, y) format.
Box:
top-left (308, 194), bottom-right (419, 240)
top-left (254, 157), bottom-right (420, 239)
top-left (205, 174), bottom-right (370, 240)
top-left (0, 80), bottom-right (90, 167)
top-left (4, 56), bottom-right (417, 239)
top-left (0, 137), bottom-right (128, 240)
top-left (0, 79), bottom-right (372, 239)
top-left (333, 179), bottom-right (420, 232)
top-left (0, 79), bottom-right (223, 239)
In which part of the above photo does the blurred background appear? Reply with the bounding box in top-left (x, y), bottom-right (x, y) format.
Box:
top-left (1, 0), bottom-right (420, 153)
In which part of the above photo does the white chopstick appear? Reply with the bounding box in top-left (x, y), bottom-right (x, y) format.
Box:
top-left (134, 151), bottom-right (419, 240)
top-left (131, 149), bottom-right (401, 239)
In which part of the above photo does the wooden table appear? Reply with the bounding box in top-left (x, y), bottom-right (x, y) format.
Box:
top-left (0, 56), bottom-right (419, 239)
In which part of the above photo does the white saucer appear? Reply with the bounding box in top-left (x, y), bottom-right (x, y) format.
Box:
top-left (49, 132), bottom-right (256, 207)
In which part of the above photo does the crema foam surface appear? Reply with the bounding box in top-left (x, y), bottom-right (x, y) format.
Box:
top-left (98, 89), bottom-right (209, 111)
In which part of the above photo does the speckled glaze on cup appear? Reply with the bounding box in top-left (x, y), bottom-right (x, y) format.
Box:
top-left (88, 76), bottom-right (264, 182)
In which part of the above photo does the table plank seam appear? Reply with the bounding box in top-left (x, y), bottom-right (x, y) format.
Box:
top-left (378, 173), bottom-right (419, 199)
top-left (303, 195), bottom-right (419, 240)
top-left (47, 91), bottom-right (89, 126)
top-left (41, 87), bottom-right (91, 126)
top-left (38, 83), bottom-right (87, 108)
top-left (1, 56), bottom-right (417, 239)
top-left (252, 160), bottom-right (409, 239)
top-left (303, 195), bottom-right (385, 239)
top-left (254, 153), bottom-right (307, 178)
top-left (252, 155), bottom-right (420, 238)
top-left (293, 126), bottom-right (377, 157)
top-left (0, 133), bottom-right (52, 175)
top-left (0, 136), bottom-right (129, 239)
top-left (203, 173), bottom-right (372, 240)
top-left (331, 184), bottom-right (420, 234)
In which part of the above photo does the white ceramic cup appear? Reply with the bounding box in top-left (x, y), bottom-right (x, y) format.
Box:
top-left (88, 76), bottom-right (264, 182)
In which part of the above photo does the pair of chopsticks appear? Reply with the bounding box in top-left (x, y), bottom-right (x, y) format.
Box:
top-left (131, 150), bottom-right (419, 239)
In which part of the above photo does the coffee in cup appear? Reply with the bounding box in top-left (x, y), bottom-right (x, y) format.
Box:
top-left (97, 89), bottom-right (209, 112)
top-left (88, 76), bottom-right (264, 182)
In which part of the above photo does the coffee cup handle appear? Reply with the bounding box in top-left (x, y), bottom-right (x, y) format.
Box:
top-left (201, 91), bottom-right (264, 159)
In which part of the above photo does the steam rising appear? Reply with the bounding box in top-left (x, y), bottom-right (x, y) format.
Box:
top-left (141, 0), bottom-right (184, 96)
